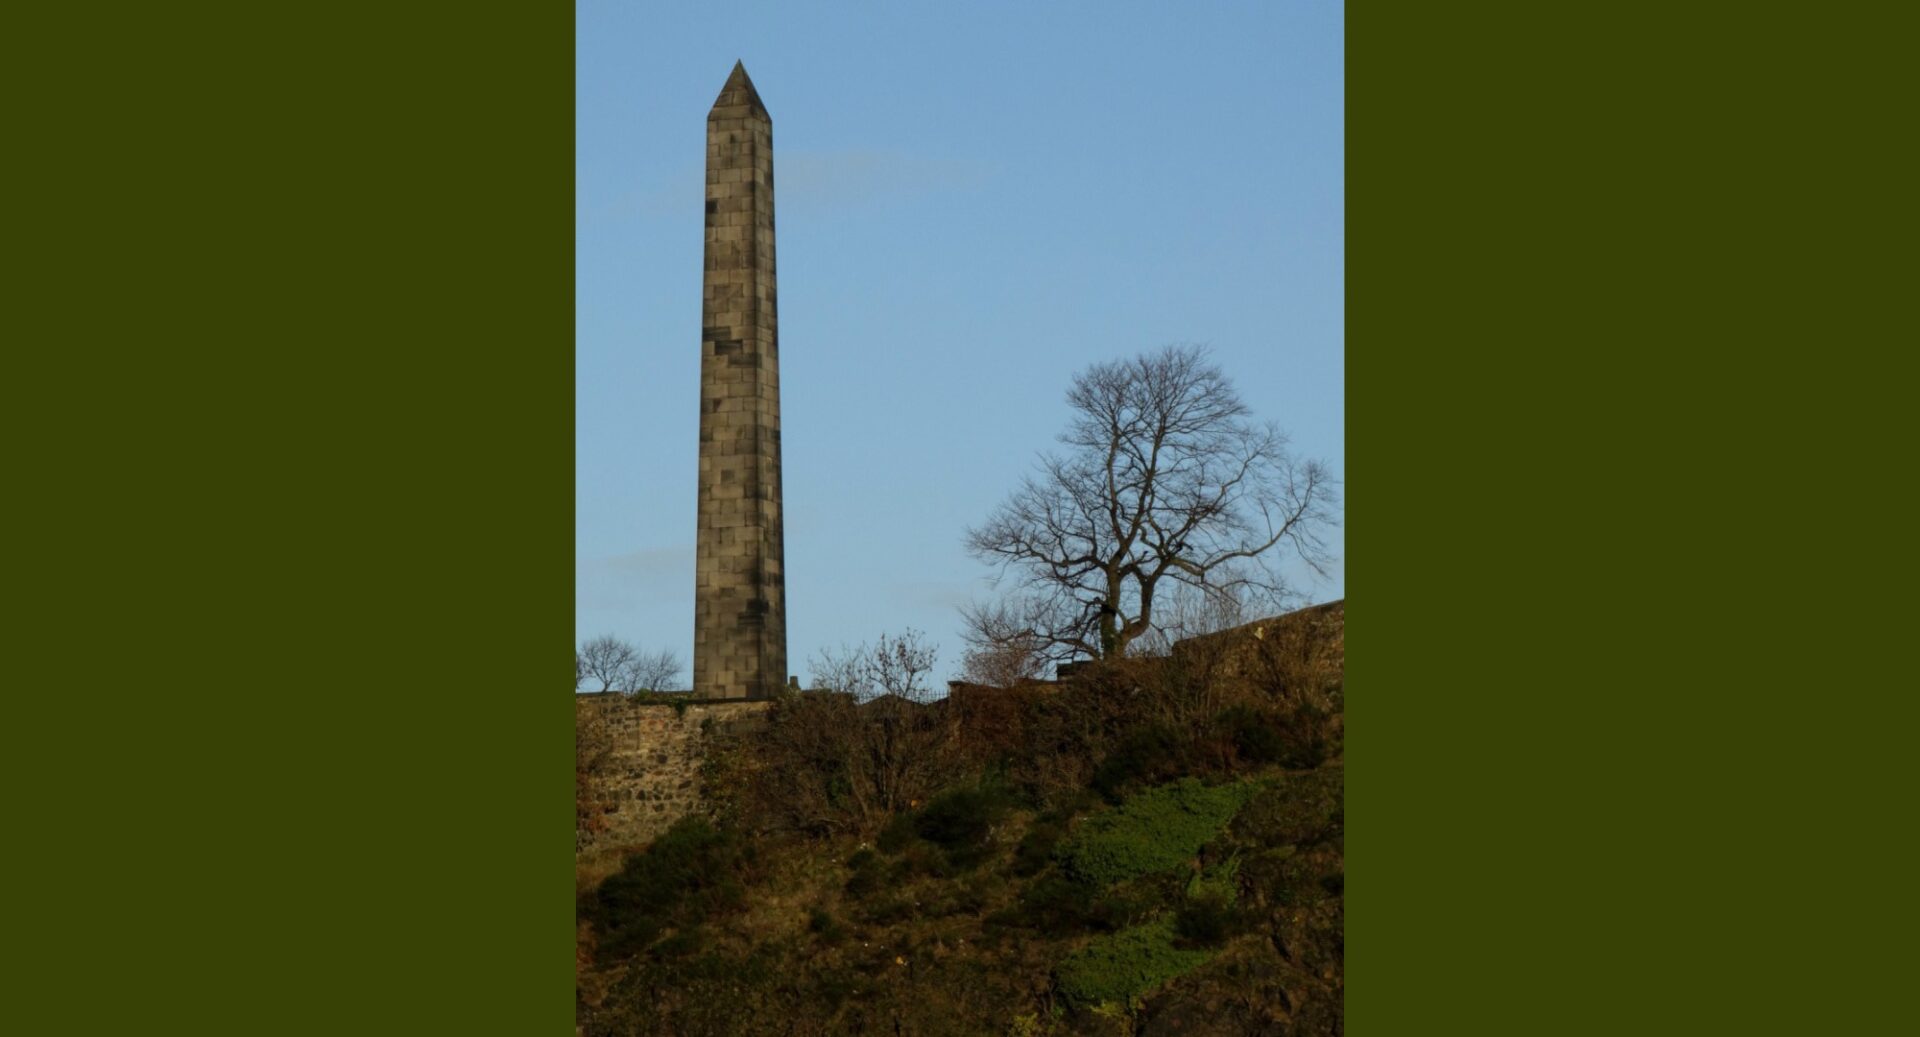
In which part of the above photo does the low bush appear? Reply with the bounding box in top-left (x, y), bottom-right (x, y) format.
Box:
top-left (1090, 724), bottom-right (1190, 802)
top-left (867, 782), bottom-right (1018, 872)
top-left (1227, 766), bottom-right (1343, 849)
top-left (914, 784), bottom-right (1012, 849)
top-left (1172, 856), bottom-right (1243, 948)
top-left (1057, 778), bottom-right (1259, 887)
top-left (927, 881), bottom-right (988, 918)
top-left (1095, 876), bottom-right (1178, 931)
top-left (807, 907), bottom-right (847, 944)
top-left (892, 841), bottom-right (956, 881)
top-left (876, 813), bottom-right (916, 854)
top-left (1215, 705), bottom-right (1286, 766)
top-left (1172, 891), bottom-right (1238, 947)
top-left (1012, 820), bottom-right (1064, 877)
top-left (1244, 844), bottom-right (1342, 910)
top-left (844, 847), bottom-right (885, 899)
top-left (724, 682), bottom-right (957, 838)
top-left (1275, 702), bottom-right (1337, 769)
top-left (1055, 917), bottom-right (1215, 1006)
top-left (997, 869), bottom-right (1178, 934)
top-left (996, 875), bottom-right (1104, 932)
top-left (590, 817), bottom-right (751, 961)
top-left (1000, 681), bottom-right (1132, 801)
top-left (914, 783), bottom-right (1015, 869)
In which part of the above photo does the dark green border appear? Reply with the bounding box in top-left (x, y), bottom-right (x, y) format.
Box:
top-left (1352, 4), bottom-right (1906, 1034)
top-left (13, 4), bottom-right (574, 1032)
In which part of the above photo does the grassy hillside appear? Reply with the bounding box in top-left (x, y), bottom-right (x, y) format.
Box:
top-left (577, 607), bottom-right (1344, 1036)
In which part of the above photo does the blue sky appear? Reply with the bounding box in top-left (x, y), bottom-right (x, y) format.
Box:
top-left (576, 0), bottom-right (1343, 687)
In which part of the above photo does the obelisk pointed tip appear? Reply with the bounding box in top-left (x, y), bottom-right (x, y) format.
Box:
top-left (711, 61), bottom-right (767, 119)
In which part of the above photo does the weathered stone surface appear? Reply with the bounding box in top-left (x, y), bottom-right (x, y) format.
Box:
top-left (1172, 600), bottom-right (1345, 702)
top-left (575, 694), bottom-right (770, 856)
top-left (694, 61), bottom-right (786, 701)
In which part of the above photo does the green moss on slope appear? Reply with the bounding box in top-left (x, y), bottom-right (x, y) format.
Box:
top-left (1056, 778), bottom-right (1260, 887)
top-left (1056, 917), bottom-right (1214, 1005)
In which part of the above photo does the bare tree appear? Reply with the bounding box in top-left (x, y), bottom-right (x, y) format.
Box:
top-left (575, 652), bottom-right (586, 691)
top-left (807, 630), bottom-right (938, 703)
top-left (805, 644), bottom-right (868, 696)
top-left (965, 345), bottom-right (1336, 664)
top-left (578, 634), bottom-right (637, 693)
top-left (619, 648), bottom-right (685, 693)
top-left (1129, 580), bottom-right (1288, 657)
top-left (956, 600), bottom-right (1051, 687)
top-left (868, 629), bottom-right (938, 703)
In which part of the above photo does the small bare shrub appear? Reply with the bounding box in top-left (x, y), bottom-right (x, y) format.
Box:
top-left (731, 631), bottom-right (957, 837)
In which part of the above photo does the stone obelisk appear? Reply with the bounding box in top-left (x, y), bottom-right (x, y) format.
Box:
top-left (693, 62), bottom-right (786, 700)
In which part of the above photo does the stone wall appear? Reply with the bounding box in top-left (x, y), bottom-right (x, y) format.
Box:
top-left (575, 694), bottom-right (771, 858)
top-left (1173, 599), bottom-right (1346, 707)
top-left (575, 602), bottom-right (1343, 860)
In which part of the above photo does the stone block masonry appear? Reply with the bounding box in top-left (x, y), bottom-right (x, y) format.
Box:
top-left (693, 61), bottom-right (786, 700)
top-left (575, 694), bottom-right (771, 857)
